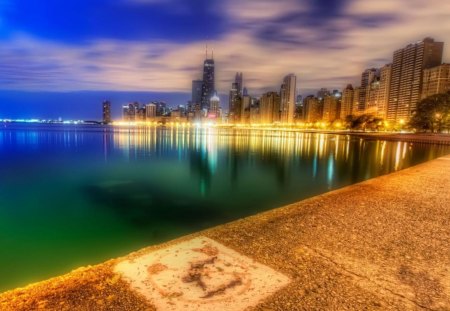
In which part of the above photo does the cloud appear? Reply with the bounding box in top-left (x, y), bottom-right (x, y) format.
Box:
top-left (0, 0), bottom-right (450, 98)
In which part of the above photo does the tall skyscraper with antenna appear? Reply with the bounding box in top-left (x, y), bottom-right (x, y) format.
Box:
top-left (201, 46), bottom-right (215, 111)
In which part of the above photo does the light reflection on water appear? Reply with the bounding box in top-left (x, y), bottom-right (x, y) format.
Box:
top-left (0, 124), bottom-right (449, 292)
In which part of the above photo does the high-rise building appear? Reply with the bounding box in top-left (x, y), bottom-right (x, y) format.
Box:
top-left (201, 52), bottom-right (215, 111)
top-left (235, 72), bottom-right (243, 95)
top-left (122, 102), bottom-right (139, 121)
top-left (341, 84), bottom-right (354, 118)
top-left (122, 105), bottom-right (129, 121)
top-left (250, 98), bottom-right (260, 124)
top-left (387, 37), bottom-right (444, 122)
top-left (229, 73), bottom-right (244, 123)
top-left (240, 95), bottom-right (251, 123)
top-left (421, 63), bottom-right (450, 99)
top-left (352, 87), bottom-right (362, 116)
top-left (145, 104), bottom-right (156, 119)
top-left (102, 100), bottom-right (111, 124)
top-left (365, 64), bottom-right (392, 119)
top-left (209, 92), bottom-right (221, 118)
top-left (279, 74), bottom-right (296, 124)
top-left (359, 68), bottom-right (378, 113)
top-left (322, 95), bottom-right (338, 122)
top-left (303, 96), bottom-right (322, 123)
top-left (192, 80), bottom-right (203, 108)
top-left (317, 88), bottom-right (330, 100)
top-left (260, 92), bottom-right (280, 124)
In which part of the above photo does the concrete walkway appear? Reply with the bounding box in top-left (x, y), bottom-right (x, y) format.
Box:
top-left (1, 155), bottom-right (450, 310)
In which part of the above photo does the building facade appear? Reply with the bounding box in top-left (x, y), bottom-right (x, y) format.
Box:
top-left (102, 100), bottom-right (111, 124)
top-left (259, 92), bottom-right (280, 124)
top-left (279, 74), bottom-right (296, 124)
top-left (322, 95), bottom-right (339, 122)
top-left (341, 84), bottom-right (354, 118)
top-left (303, 96), bottom-right (322, 123)
top-left (365, 64), bottom-right (392, 119)
top-left (201, 57), bottom-right (215, 111)
top-left (387, 37), bottom-right (444, 123)
top-left (421, 63), bottom-right (450, 99)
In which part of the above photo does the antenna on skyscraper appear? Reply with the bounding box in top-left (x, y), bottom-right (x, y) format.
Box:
top-left (205, 44), bottom-right (208, 59)
top-left (212, 48), bottom-right (214, 60)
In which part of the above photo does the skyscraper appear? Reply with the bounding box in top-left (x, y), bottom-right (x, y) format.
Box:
top-left (260, 92), bottom-right (280, 124)
top-left (201, 51), bottom-right (215, 111)
top-left (352, 87), bottom-right (362, 116)
top-left (229, 73), bottom-right (243, 123)
top-left (235, 72), bottom-right (243, 94)
top-left (421, 63), bottom-right (450, 99)
top-left (192, 80), bottom-right (203, 107)
top-left (359, 68), bottom-right (378, 113)
top-left (102, 100), bottom-right (111, 124)
top-left (387, 37), bottom-right (444, 122)
top-left (122, 102), bottom-right (139, 121)
top-left (365, 64), bottom-right (392, 119)
top-left (303, 96), bottom-right (322, 123)
top-left (322, 94), bottom-right (338, 122)
top-left (279, 74), bottom-right (296, 124)
top-left (209, 92), bottom-right (221, 118)
top-left (145, 103), bottom-right (156, 119)
top-left (341, 84), bottom-right (354, 118)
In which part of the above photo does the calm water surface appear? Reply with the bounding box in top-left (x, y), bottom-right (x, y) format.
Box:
top-left (0, 124), bottom-right (449, 291)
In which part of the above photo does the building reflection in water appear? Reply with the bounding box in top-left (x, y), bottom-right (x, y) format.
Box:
top-left (0, 124), bottom-right (447, 199)
top-left (106, 127), bottom-right (447, 196)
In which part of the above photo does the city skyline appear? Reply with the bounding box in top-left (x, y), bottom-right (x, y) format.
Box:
top-left (1, 0), bottom-right (450, 118)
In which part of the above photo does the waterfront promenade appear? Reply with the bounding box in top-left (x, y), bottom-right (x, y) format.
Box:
top-left (1, 154), bottom-right (450, 310)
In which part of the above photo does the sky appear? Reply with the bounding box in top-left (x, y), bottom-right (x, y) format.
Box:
top-left (0, 0), bottom-right (450, 119)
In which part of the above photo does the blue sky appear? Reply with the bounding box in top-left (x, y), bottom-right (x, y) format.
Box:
top-left (0, 0), bottom-right (449, 119)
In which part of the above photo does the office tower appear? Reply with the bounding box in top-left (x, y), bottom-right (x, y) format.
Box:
top-left (322, 94), bottom-right (338, 122)
top-left (279, 74), bottom-right (297, 124)
top-left (229, 72), bottom-right (244, 123)
top-left (387, 37), bottom-right (444, 122)
top-left (422, 63), bottom-right (450, 99)
top-left (209, 92), bottom-right (220, 118)
top-left (191, 80), bottom-right (203, 110)
top-left (359, 68), bottom-right (378, 113)
top-left (341, 84), bottom-right (354, 118)
top-left (145, 104), bottom-right (156, 119)
top-left (317, 88), bottom-right (330, 100)
top-left (259, 92), bottom-right (278, 124)
top-left (102, 100), bottom-right (111, 124)
top-left (303, 96), bottom-right (322, 123)
top-left (365, 64), bottom-right (392, 119)
top-left (201, 50), bottom-right (215, 111)
top-left (235, 72), bottom-right (243, 94)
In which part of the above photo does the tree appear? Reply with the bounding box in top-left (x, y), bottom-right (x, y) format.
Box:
top-left (348, 114), bottom-right (384, 131)
top-left (409, 92), bottom-right (450, 133)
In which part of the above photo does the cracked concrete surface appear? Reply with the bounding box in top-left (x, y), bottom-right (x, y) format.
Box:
top-left (1, 154), bottom-right (450, 310)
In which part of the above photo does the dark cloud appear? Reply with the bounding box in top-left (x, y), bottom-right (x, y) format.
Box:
top-left (2, 0), bottom-right (228, 43)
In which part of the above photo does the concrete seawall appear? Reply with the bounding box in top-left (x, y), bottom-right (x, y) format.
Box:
top-left (1, 155), bottom-right (450, 310)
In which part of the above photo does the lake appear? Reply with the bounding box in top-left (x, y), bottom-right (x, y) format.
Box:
top-left (0, 123), bottom-right (449, 292)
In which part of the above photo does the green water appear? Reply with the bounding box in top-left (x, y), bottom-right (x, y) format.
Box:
top-left (0, 124), bottom-right (448, 292)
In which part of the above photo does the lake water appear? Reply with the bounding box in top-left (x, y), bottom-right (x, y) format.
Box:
top-left (0, 124), bottom-right (449, 292)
